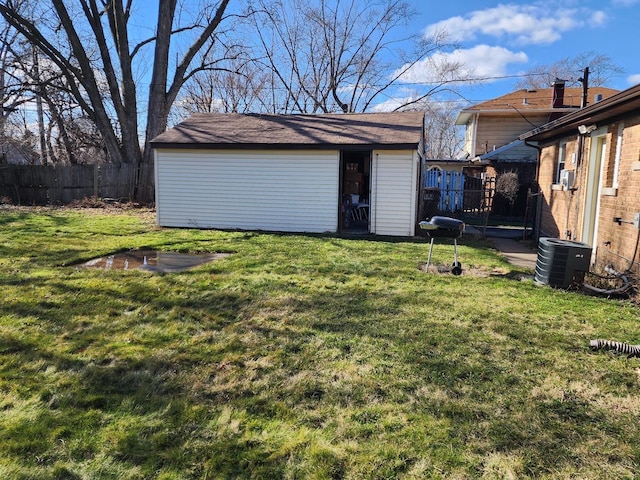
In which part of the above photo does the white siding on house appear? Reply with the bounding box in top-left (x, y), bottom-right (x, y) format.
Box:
top-left (464, 114), bottom-right (478, 157)
top-left (370, 150), bottom-right (418, 236)
top-left (155, 149), bottom-right (339, 233)
top-left (475, 114), bottom-right (549, 154)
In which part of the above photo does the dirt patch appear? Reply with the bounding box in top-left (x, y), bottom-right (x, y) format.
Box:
top-left (418, 262), bottom-right (493, 277)
top-left (418, 263), bottom-right (533, 280)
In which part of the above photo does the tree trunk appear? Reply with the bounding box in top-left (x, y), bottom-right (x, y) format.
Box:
top-left (0, 0), bottom-right (231, 203)
top-left (139, 0), bottom-right (231, 203)
top-left (136, 0), bottom-right (177, 202)
top-left (33, 48), bottom-right (49, 165)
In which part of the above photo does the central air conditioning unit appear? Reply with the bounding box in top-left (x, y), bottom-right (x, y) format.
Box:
top-left (560, 169), bottom-right (575, 190)
top-left (534, 237), bottom-right (592, 289)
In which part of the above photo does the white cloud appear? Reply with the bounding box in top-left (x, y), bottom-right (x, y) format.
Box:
top-left (425, 4), bottom-right (591, 46)
top-left (395, 45), bottom-right (528, 84)
top-left (612, 0), bottom-right (640, 6)
top-left (627, 74), bottom-right (640, 85)
top-left (451, 46), bottom-right (529, 78)
top-left (589, 11), bottom-right (608, 26)
top-left (371, 97), bottom-right (411, 113)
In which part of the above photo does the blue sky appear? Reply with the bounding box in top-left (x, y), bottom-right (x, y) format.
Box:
top-left (401, 0), bottom-right (640, 104)
top-left (132, 0), bottom-right (639, 113)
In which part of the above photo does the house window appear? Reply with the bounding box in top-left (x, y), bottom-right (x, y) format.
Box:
top-left (610, 124), bottom-right (623, 189)
top-left (554, 141), bottom-right (567, 184)
top-left (600, 125), bottom-right (621, 197)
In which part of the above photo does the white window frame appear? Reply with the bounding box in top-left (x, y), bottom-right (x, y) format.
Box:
top-left (581, 128), bottom-right (608, 250)
top-left (554, 141), bottom-right (567, 184)
top-left (612, 123), bottom-right (623, 189)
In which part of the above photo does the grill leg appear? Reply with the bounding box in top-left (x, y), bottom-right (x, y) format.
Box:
top-left (451, 239), bottom-right (462, 275)
top-left (426, 238), bottom-right (435, 272)
top-left (453, 239), bottom-right (458, 265)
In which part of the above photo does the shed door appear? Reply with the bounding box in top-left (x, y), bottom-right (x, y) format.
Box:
top-left (370, 150), bottom-right (418, 236)
top-left (155, 149), bottom-right (339, 233)
top-left (340, 150), bottom-right (371, 234)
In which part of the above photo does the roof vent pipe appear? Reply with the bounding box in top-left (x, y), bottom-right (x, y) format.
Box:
top-left (552, 79), bottom-right (566, 108)
top-left (594, 93), bottom-right (603, 103)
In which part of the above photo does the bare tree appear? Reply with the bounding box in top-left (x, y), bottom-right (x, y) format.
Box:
top-left (5, 43), bottom-right (86, 165)
top-left (422, 101), bottom-right (464, 159)
top-left (177, 49), bottom-right (271, 116)
top-left (0, 0), bottom-right (232, 201)
top-left (397, 96), bottom-right (464, 159)
top-left (39, 73), bottom-right (108, 164)
top-left (0, 12), bottom-right (31, 161)
top-left (244, 0), bottom-right (455, 113)
top-left (514, 51), bottom-right (625, 89)
top-left (4, 106), bottom-right (39, 164)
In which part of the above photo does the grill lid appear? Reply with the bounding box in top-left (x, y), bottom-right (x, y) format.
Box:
top-left (419, 216), bottom-right (465, 238)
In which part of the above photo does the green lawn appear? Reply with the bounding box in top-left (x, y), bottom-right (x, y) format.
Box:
top-left (1, 206), bottom-right (639, 479)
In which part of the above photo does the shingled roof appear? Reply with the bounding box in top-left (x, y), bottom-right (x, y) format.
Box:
top-left (456, 86), bottom-right (619, 125)
top-left (150, 112), bottom-right (425, 150)
top-left (520, 83), bottom-right (640, 143)
top-left (463, 86), bottom-right (618, 111)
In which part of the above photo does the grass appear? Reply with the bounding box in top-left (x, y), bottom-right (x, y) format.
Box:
top-left (1, 205), bottom-right (640, 479)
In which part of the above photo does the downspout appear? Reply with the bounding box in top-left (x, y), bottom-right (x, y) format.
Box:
top-left (524, 139), bottom-right (543, 241)
top-left (373, 153), bottom-right (379, 233)
top-left (417, 117), bottom-right (427, 230)
top-left (470, 113), bottom-right (479, 158)
top-left (571, 133), bottom-right (586, 241)
top-left (413, 150), bottom-right (420, 236)
top-left (154, 148), bottom-right (160, 225)
top-left (416, 149), bottom-right (424, 230)
top-left (575, 132), bottom-right (586, 169)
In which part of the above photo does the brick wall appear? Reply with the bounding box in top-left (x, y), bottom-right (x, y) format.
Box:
top-left (538, 139), bottom-right (580, 239)
top-left (537, 117), bottom-right (640, 275)
top-left (538, 144), bottom-right (560, 237)
top-left (596, 118), bottom-right (640, 274)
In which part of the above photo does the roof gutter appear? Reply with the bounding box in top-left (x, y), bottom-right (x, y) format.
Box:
top-left (470, 112), bottom-right (479, 157)
top-left (457, 108), bottom-right (578, 125)
top-left (150, 142), bottom-right (421, 151)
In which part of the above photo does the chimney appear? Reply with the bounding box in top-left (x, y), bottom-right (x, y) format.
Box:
top-left (552, 79), bottom-right (565, 108)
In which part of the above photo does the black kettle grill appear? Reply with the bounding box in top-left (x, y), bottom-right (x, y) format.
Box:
top-left (419, 216), bottom-right (465, 275)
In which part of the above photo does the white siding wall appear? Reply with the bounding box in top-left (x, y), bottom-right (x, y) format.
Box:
top-left (475, 114), bottom-right (549, 154)
top-left (155, 149), bottom-right (339, 233)
top-left (370, 150), bottom-right (418, 236)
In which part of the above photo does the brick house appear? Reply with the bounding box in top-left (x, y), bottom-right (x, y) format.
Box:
top-left (520, 83), bottom-right (640, 275)
top-left (456, 83), bottom-right (618, 216)
top-left (456, 83), bottom-right (618, 162)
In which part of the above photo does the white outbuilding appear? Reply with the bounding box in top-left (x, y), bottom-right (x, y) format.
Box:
top-left (151, 111), bottom-right (425, 236)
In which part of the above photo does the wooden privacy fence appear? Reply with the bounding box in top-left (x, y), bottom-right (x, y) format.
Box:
top-left (0, 163), bottom-right (141, 205)
top-left (423, 170), bottom-right (496, 213)
top-left (423, 169), bottom-right (465, 212)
